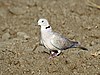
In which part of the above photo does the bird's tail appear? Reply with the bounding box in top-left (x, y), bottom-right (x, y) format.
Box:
top-left (71, 41), bottom-right (88, 50)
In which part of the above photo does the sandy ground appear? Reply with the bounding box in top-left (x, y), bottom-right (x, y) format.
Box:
top-left (0, 0), bottom-right (100, 75)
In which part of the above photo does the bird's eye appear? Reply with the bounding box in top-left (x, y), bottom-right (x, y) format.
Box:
top-left (42, 21), bottom-right (44, 22)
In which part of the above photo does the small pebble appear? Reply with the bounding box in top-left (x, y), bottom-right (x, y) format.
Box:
top-left (9, 6), bottom-right (28, 15)
top-left (91, 51), bottom-right (100, 57)
top-left (0, 8), bottom-right (8, 18)
top-left (17, 32), bottom-right (30, 40)
top-left (2, 33), bottom-right (11, 41)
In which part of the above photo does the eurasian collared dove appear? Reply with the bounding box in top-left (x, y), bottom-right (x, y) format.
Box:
top-left (37, 18), bottom-right (87, 58)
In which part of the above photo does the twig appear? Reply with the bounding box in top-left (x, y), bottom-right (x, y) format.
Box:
top-left (32, 42), bottom-right (40, 51)
top-left (87, 0), bottom-right (100, 9)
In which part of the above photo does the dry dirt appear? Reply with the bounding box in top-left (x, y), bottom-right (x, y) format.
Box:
top-left (0, 0), bottom-right (100, 75)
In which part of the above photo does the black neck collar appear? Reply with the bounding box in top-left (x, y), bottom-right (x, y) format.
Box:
top-left (45, 26), bottom-right (50, 29)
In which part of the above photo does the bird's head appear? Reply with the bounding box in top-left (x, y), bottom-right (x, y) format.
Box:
top-left (37, 18), bottom-right (52, 31)
top-left (38, 19), bottom-right (49, 26)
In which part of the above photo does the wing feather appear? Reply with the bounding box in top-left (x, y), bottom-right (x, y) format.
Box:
top-left (50, 33), bottom-right (73, 50)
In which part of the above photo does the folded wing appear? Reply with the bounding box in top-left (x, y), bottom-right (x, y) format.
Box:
top-left (50, 33), bottom-right (73, 50)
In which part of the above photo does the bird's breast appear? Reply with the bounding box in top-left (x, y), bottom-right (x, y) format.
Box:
top-left (41, 31), bottom-right (59, 50)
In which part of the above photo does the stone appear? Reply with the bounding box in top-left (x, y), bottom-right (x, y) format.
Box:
top-left (17, 32), bottom-right (30, 40)
top-left (0, 8), bottom-right (8, 18)
top-left (2, 33), bottom-right (11, 41)
top-left (8, 6), bottom-right (28, 15)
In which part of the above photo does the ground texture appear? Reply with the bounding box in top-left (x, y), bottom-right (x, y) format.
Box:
top-left (0, 0), bottom-right (100, 75)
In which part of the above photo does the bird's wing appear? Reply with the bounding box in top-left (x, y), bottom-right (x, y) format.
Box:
top-left (50, 32), bottom-right (73, 50)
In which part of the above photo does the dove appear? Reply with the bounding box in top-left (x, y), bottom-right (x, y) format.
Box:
top-left (37, 18), bottom-right (87, 58)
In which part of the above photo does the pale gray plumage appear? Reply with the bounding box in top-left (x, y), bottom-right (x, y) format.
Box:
top-left (50, 32), bottom-right (75, 50)
top-left (38, 18), bottom-right (87, 57)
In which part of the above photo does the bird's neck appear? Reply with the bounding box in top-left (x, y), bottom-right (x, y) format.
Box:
top-left (41, 25), bottom-right (52, 32)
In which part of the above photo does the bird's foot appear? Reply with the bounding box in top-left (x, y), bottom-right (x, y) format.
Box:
top-left (49, 50), bottom-right (61, 59)
top-left (49, 52), bottom-right (58, 59)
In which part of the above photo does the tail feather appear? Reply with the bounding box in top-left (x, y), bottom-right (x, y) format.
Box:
top-left (71, 41), bottom-right (88, 51)
top-left (78, 46), bottom-right (88, 50)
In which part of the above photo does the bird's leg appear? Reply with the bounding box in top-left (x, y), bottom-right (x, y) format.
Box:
top-left (49, 50), bottom-right (61, 58)
top-left (57, 50), bottom-right (61, 56)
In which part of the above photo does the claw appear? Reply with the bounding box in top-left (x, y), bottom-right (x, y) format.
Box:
top-left (49, 50), bottom-right (61, 59)
top-left (49, 52), bottom-right (58, 59)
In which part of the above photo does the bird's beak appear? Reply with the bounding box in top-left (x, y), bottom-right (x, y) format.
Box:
top-left (34, 24), bottom-right (41, 28)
